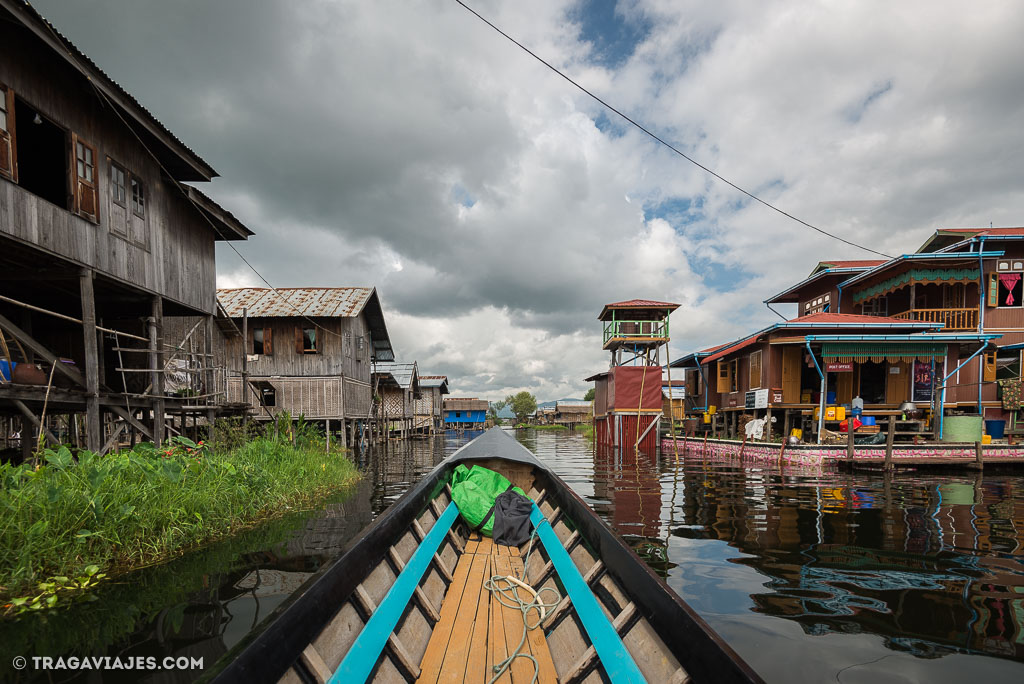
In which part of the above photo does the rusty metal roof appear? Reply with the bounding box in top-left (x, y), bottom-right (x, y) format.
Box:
top-left (372, 361), bottom-right (418, 390)
top-left (216, 288), bottom-right (375, 318)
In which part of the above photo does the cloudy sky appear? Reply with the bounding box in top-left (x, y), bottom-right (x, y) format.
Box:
top-left (34, 0), bottom-right (1024, 401)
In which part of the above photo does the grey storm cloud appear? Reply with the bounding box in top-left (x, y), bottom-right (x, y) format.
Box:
top-left (32, 0), bottom-right (1024, 400)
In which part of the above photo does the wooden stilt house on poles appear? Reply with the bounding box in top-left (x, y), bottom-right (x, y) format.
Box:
top-left (371, 361), bottom-right (420, 439)
top-left (0, 0), bottom-right (253, 459)
top-left (216, 287), bottom-right (394, 448)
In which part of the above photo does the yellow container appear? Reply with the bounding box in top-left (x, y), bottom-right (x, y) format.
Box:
top-left (791, 428), bottom-right (803, 439)
top-left (707, 405), bottom-right (717, 415)
top-left (825, 407), bottom-right (837, 421)
top-left (814, 407), bottom-right (820, 420)
top-left (801, 392), bottom-right (812, 403)
top-left (982, 434), bottom-right (992, 444)
top-left (834, 406), bottom-right (846, 421)
top-left (703, 413), bottom-right (711, 424)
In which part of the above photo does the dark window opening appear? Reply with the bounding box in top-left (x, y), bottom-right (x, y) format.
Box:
top-left (260, 387), bottom-right (276, 407)
top-left (996, 273), bottom-right (1023, 308)
top-left (302, 327), bottom-right (317, 353)
top-left (14, 98), bottom-right (67, 208)
top-left (997, 349), bottom-right (1021, 380)
top-left (253, 329), bottom-right (264, 355)
top-left (859, 361), bottom-right (887, 404)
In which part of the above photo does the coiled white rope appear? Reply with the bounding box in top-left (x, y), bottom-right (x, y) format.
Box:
top-left (484, 532), bottom-right (561, 684)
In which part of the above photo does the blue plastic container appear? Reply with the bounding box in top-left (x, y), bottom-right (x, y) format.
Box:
top-left (826, 391), bottom-right (836, 404)
top-left (985, 419), bottom-right (1006, 440)
top-left (861, 415), bottom-right (876, 426)
top-left (0, 360), bottom-right (13, 382)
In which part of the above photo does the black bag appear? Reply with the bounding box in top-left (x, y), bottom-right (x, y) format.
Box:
top-left (492, 490), bottom-right (534, 547)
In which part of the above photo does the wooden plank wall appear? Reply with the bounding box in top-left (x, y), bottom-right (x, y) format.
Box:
top-left (0, 28), bottom-right (218, 314)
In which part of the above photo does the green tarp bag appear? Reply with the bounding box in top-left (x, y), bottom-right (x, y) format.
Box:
top-left (449, 464), bottom-right (526, 537)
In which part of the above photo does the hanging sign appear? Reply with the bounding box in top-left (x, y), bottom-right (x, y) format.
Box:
top-left (825, 362), bottom-right (854, 373)
top-left (913, 360), bottom-right (934, 403)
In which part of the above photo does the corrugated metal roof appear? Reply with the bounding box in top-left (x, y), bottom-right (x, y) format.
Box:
top-left (372, 361), bottom-right (418, 390)
top-left (216, 288), bottom-right (374, 318)
top-left (419, 376), bottom-right (449, 390)
top-left (443, 397), bottom-right (488, 411)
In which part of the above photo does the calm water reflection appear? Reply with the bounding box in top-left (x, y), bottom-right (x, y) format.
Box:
top-left (521, 429), bottom-right (1024, 683)
top-left (4, 428), bottom-right (1024, 684)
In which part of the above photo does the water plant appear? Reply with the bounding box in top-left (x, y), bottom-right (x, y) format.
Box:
top-left (0, 431), bottom-right (359, 607)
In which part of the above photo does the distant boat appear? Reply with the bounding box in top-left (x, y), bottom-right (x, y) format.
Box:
top-left (211, 429), bottom-right (762, 683)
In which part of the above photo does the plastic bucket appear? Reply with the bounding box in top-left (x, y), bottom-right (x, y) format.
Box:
top-left (985, 419), bottom-right (1006, 440)
top-left (861, 416), bottom-right (876, 426)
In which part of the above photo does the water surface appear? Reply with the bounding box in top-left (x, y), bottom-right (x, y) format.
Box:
top-left (4, 429), bottom-right (1024, 683)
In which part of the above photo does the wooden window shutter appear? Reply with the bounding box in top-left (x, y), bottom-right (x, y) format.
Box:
top-left (717, 360), bottom-right (731, 393)
top-left (749, 351), bottom-right (762, 389)
top-left (264, 328), bottom-right (273, 355)
top-left (71, 133), bottom-right (99, 223)
top-left (295, 326), bottom-right (303, 354)
top-left (988, 273), bottom-right (998, 307)
top-left (983, 351), bottom-right (997, 383)
top-left (0, 86), bottom-right (16, 182)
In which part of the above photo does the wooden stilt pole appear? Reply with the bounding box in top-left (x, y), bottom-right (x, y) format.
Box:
top-left (80, 269), bottom-right (102, 452)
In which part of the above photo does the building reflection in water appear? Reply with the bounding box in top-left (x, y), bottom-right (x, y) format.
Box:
top-left (660, 454), bottom-right (1024, 662)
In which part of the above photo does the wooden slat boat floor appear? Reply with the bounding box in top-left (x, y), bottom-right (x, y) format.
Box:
top-left (416, 536), bottom-right (557, 684)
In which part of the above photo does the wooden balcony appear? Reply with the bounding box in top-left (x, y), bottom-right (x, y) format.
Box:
top-left (890, 308), bottom-right (978, 330)
top-left (602, 319), bottom-right (669, 349)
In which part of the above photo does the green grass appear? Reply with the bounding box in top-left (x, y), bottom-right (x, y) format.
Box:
top-left (525, 424), bottom-right (570, 431)
top-left (0, 435), bottom-right (359, 605)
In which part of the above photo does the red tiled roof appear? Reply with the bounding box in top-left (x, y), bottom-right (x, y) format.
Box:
top-left (603, 299), bottom-right (680, 309)
top-left (704, 334), bottom-right (762, 364)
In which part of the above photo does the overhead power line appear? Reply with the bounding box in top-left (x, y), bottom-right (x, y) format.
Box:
top-left (452, 0), bottom-right (894, 260)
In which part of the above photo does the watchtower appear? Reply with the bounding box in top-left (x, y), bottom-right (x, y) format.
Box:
top-left (589, 300), bottom-right (679, 451)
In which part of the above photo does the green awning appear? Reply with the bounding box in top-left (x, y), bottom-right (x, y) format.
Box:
top-left (821, 342), bottom-right (947, 363)
top-left (853, 268), bottom-right (980, 303)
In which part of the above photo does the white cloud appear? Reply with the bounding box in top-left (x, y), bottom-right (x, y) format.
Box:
top-left (34, 0), bottom-right (1024, 400)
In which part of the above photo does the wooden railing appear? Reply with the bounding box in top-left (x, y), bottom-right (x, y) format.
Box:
top-left (602, 319), bottom-right (669, 344)
top-left (890, 308), bottom-right (977, 330)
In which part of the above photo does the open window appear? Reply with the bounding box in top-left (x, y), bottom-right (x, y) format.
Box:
top-left (296, 326), bottom-right (318, 354)
top-left (253, 327), bottom-right (273, 355)
top-left (0, 85), bottom-right (16, 181)
top-left (14, 97), bottom-right (67, 208)
top-left (72, 133), bottom-right (99, 222)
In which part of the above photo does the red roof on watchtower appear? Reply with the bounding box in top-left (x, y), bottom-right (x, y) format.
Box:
top-left (599, 299), bottom-right (680, 320)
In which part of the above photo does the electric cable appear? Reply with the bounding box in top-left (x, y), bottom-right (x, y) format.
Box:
top-left (452, 0), bottom-right (894, 259)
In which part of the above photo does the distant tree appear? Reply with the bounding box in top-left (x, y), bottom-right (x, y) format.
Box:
top-left (504, 391), bottom-right (537, 424)
top-left (583, 388), bottom-right (595, 401)
top-left (488, 401), bottom-right (503, 425)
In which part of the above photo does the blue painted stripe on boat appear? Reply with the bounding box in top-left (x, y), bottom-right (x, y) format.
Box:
top-left (329, 501), bottom-right (459, 684)
top-left (530, 504), bottom-right (647, 683)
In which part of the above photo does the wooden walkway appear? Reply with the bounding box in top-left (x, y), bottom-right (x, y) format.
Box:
top-left (416, 536), bottom-right (558, 684)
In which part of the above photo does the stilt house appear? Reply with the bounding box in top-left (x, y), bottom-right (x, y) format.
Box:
top-left (442, 398), bottom-right (487, 429)
top-left (371, 361), bottom-right (420, 438)
top-left (0, 0), bottom-right (253, 458)
top-left (675, 228), bottom-right (1024, 443)
top-left (216, 287), bottom-right (393, 444)
top-left (415, 375), bottom-right (449, 432)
